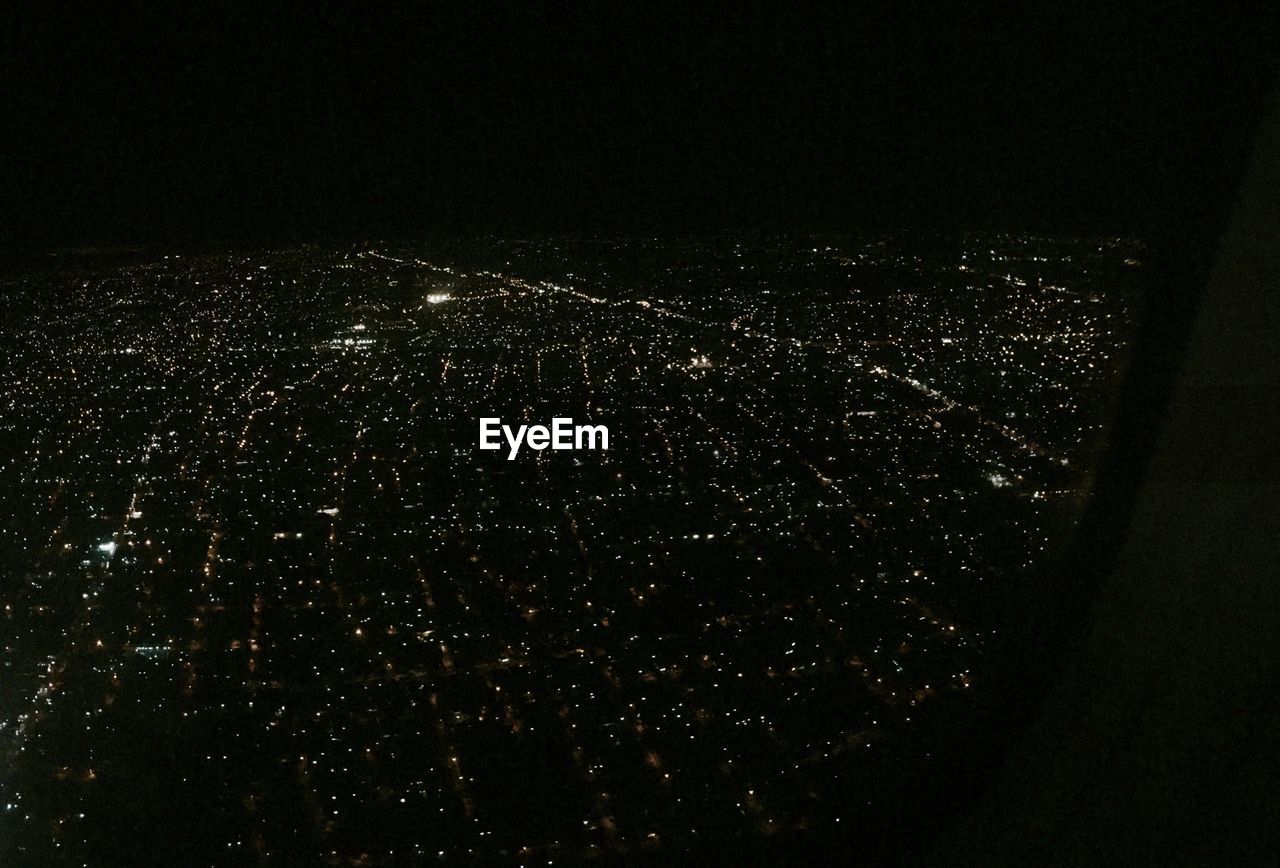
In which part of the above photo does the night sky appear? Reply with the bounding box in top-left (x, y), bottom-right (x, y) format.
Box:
top-left (2, 4), bottom-right (1276, 248)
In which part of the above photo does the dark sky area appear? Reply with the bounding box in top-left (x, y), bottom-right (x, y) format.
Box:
top-left (1, 4), bottom-right (1276, 248)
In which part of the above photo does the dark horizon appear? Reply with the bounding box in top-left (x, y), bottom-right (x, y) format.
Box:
top-left (3, 5), bottom-right (1276, 252)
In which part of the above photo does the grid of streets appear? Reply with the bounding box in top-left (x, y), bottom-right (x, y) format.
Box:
top-left (0, 235), bottom-right (1138, 862)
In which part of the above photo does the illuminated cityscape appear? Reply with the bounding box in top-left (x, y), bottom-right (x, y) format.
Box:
top-left (0, 235), bottom-right (1139, 862)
